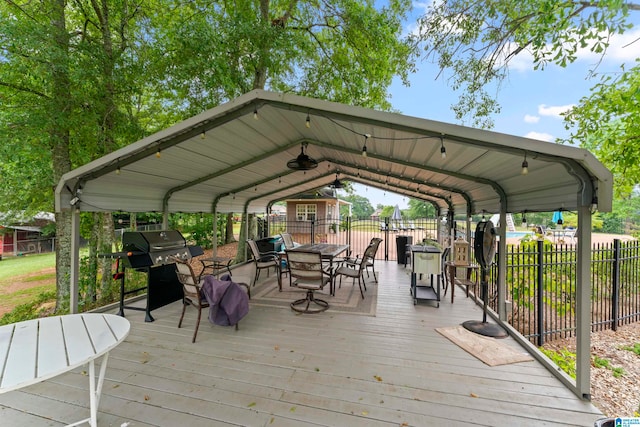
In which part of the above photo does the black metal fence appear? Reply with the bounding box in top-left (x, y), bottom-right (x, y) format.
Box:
top-left (263, 216), bottom-right (640, 345)
top-left (267, 216), bottom-right (441, 261)
top-left (487, 239), bottom-right (640, 345)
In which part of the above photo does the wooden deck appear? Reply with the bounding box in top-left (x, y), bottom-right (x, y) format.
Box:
top-left (0, 261), bottom-right (603, 426)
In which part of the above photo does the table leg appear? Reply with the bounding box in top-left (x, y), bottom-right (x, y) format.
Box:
top-left (449, 265), bottom-right (455, 304)
top-left (330, 258), bottom-right (335, 296)
top-left (66, 353), bottom-right (110, 427)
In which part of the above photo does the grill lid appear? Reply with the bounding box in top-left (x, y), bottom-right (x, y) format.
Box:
top-left (122, 230), bottom-right (186, 253)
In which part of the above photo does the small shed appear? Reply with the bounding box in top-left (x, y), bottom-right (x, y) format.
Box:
top-left (0, 212), bottom-right (56, 256)
top-left (284, 188), bottom-right (351, 234)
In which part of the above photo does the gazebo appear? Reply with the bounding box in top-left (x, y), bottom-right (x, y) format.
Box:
top-left (55, 90), bottom-right (613, 400)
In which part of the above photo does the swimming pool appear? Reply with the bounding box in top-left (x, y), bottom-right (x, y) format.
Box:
top-left (505, 231), bottom-right (533, 238)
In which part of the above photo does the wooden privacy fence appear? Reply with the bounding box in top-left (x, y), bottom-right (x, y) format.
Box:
top-left (488, 239), bottom-right (640, 346)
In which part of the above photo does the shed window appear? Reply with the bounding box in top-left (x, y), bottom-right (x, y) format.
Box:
top-left (296, 204), bottom-right (317, 221)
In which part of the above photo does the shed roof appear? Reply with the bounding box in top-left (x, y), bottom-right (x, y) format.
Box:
top-left (55, 90), bottom-right (612, 216)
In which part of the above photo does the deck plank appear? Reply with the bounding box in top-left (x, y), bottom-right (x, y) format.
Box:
top-left (0, 261), bottom-right (603, 426)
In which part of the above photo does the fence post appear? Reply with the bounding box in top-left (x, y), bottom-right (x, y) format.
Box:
top-left (537, 239), bottom-right (545, 346)
top-left (346, 217), bottom-right (352, 251)
top-left (384, 218), bottom-right (389, 261)
top-left (311, 220), bottom-right (315, 244)
top-left (612, 239), bottom-right (621, 331)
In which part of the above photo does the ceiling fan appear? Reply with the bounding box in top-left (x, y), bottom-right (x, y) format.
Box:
top-left (330, 172), bottom-right (344, 189)
top-left (286, 142), bottom-right (318, 171)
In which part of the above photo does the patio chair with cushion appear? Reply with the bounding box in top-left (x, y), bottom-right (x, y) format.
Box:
top-left (286, 250), bottom-right (333, 313)
top-left (247, 239), bottom-right (281, 290)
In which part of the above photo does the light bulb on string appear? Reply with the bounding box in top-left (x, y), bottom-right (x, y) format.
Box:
top-left (521, 153), bottom-right (529, 175)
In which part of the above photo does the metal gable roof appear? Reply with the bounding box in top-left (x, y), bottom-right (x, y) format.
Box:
top-left (55, 90), bottom-right (613, 217)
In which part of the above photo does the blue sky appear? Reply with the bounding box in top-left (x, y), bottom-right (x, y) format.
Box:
top-left (350, 3), bottom-right (640, 210)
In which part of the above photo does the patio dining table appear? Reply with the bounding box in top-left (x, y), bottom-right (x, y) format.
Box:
top-left (0, 313), bottom-right (130, 427)
top-left (287, 243), bottom-right (349, 295)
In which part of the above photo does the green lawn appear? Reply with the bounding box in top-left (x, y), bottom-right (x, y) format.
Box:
top-left (0, 253), bottom-right (57, 319)
top-left (1, 252), bottom-right (56, 276)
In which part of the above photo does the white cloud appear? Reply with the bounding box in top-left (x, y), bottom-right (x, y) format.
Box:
top-left (525, 131), bottom-right (555, 142)
top-left (538, 104), bottom-right (574, 118)
top-left (524, 114), bottom-right (539, 123)
top-left (505, 25), bottom-right (640, 72)
top-left (576, 27), bottom-right (640, 63)
top-left (412, 1), bottom-right (432, 13)
top-left (504, 43), bottom-right (535, 72)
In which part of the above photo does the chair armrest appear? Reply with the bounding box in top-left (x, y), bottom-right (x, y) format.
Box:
top-left (257, 251), bottom-right (279, 262)
top-left (342, 255), bottom-right (361, 266)
top-left (237, 282), bottom-right (251, 299)
top-left (323, 264), bottom-right (338, 277)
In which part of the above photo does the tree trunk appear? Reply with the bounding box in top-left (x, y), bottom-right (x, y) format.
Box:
top-left (98, 212), bottom-right (115, 296)
top-left (87, 214), bottom-right (99, 304)
top-left (54, 211), bottom-right (72, 312)
top-left (225, 213), bottom-right (235, 244)
top-left (50, 0), bottom-right (73, 312)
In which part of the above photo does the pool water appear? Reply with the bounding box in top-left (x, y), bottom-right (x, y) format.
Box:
top-left (505, 231), bottom-right (533, 238)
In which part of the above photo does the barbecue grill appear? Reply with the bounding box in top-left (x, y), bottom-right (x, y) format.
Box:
top-left (102, 230), bottom-right (203, 322)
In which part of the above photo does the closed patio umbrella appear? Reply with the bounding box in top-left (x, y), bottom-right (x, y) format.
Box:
top-left (391, 205), bottom-right (402, 229)
top-left (391, 205), bottom-right (402, 221)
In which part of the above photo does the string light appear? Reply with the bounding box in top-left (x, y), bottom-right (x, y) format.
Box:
top-left (200, 131), bottom-right (206, 139)
top-left (305, 112), bottom-right (311, 128)
top-left (156, 149), bottom-right (161, 158)
top-left (440, 136), bottom-right (446, 159)
top-left (115, 166), bottom-right (121, 175)
top-left (361, 134), bottom-right (369, 157)
top-left (521, 152), bottom-right (529, 175)
top-left (253, 107), bottom-right (258, 120)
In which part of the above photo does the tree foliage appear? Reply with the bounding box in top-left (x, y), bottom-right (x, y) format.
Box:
top-left (562, 60), bottom-right (640, 197)
top-left (340, 194), bottom-right (374, 219)
top-left (406, 199), bottom-right (436, 219)
top-left (415, 0), bottom-right (640, 198)
top-left (0, 0), bottom-right (416, 308)
top-left (416, 1), bottom-right (637, 128)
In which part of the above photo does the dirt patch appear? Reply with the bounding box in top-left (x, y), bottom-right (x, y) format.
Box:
top-left (1, 267), bottom-right (56, 293)
top-left (0, 267), bottom-right (56, 317)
